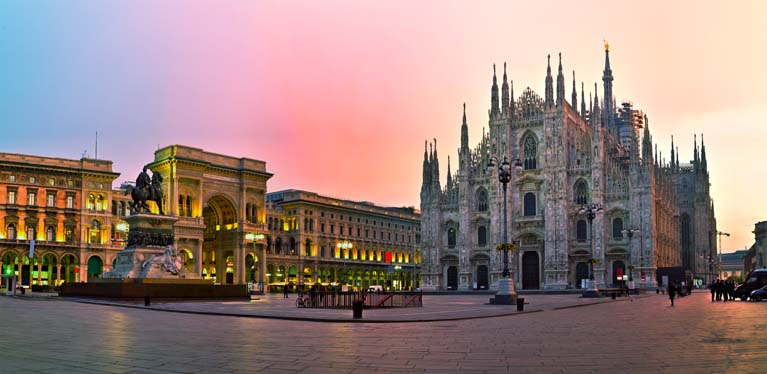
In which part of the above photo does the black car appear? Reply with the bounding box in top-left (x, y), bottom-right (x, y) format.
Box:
top-left (750, 285), bottom-right (767, 301)
top-left (731, 269), bottom-right (767, 301)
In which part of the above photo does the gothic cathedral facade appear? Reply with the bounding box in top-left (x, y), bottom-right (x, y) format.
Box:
top-left (419, 46), bottom-right (717, 291)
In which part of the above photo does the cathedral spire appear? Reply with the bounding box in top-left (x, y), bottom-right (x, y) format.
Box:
top-left (693, 134), bottom-right (699, 170)
top-left (460, 103), bottom-right (469, 153)
top-left (421, 140), bottom-right (430, 196)
top-left (432, 138), bottom-right (440, 190)
top-left (592, 82), bottom-right (600, 127)
top-left (556, 53), bottom-right (565, 106)
top-left (580, 81), bottom-right (586, 118)
top-left (545, 54), bottom-right (554, 109)
top-left (642, 115), bottom-right (652, 165)
top-left (670, 135), bottom-right (676, 169)
top-left (501, 62), bottom-right (510, 117)
top-left (701, 133), bottom-right (708, 172)
top-left (509, 80), bottom-right (515, 120)
top-left (602, 41), bottom-right (614, 127)
top-left (571, 70), bottom-right (578, 112)
top-left (446, 155), bottom-right (452, 188)
top-left (490, 64), bottom-right (500, 118)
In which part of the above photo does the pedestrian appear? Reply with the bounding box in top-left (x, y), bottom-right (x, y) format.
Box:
top-left (723, 280), bottom-right (729, 302)
top-left (710, 280), bottom-right (716, 302)
top-left (668, 282), bottom-right (676, 307)
top-left (714, 279), bottom-right (721, 301)
top-left (283, 284), bottom-right (289, 299)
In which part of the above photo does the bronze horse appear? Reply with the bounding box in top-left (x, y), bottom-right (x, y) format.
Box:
top-left (124, 181), bottom-right (165, 215)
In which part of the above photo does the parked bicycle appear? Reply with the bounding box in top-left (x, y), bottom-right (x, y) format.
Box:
top-left (296, 294), bottom-right (311, 308)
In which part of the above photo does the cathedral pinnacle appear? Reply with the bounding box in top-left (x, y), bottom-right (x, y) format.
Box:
top-left (556, 53), bottom-right (565, 106)
top-left (501, 62), bottom-right (510, 116)
top-left (580, 81), bottom-right (586, 118)
top-left (460, 103), bottom-right (469, 153)
top-left (571, 70), bottom-right (578, 113)
top-left (545, 54), bottom-right (554, 109)
top-left (602, 41), bottom-right (614, 127)
top-left (701, 133), bottom-right (708, 172)
top-left (491, 64), bottom-right (500, 117)
top-left (671, 135), bottom-right (676, 169)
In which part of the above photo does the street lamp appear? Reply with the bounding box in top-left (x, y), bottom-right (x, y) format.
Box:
top-left (579, 203), bottom-right (603, 294)
top-left (716, 231), bottom-right (730, 280)
top-left (622, 227), bottom-right (640, 288)
top-left (486, 155), bottom-right (522, 305)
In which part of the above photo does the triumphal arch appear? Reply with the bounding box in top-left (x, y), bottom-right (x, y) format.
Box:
top-left (146, 145), bottom-right (272, 285)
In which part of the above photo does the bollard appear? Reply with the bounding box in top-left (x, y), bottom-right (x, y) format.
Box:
top-left (611, 292), bottom-right (616, 300)
top-left (352, 300), bottom-right (363, 319)
top-left (516, 298), bottom-right (524, 312)
top-left (144, 295), bottom-right (151, 306)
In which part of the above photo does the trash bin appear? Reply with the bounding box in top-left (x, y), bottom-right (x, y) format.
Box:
top-left (516, 298), bottom-right (524, 312)
top-left (352, 301), bottom-right (363, 319)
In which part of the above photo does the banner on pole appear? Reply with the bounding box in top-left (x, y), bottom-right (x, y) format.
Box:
top-left (29, 240), bottom-right (35, 258)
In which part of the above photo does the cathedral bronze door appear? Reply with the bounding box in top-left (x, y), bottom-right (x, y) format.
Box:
top-left (612, 260), bottom-right (626, 287)
top-left (447, 266), bottom-right (458, 290)
top-left (575, 262), bottom-right (589, 288)
top-left (477, 265), bottom-right (488, 290)
top-left (522, 252), bottom-right (540, 289)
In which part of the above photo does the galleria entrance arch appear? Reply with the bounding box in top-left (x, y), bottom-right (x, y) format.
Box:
top-left (146, 145), bottom-right (272, 285)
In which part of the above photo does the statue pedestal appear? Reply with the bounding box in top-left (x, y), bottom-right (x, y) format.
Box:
top-left (103, 214), bottom-right (199, 280)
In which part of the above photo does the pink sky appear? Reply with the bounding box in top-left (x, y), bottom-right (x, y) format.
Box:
top-left (2, 1), bottom-right (765, 252)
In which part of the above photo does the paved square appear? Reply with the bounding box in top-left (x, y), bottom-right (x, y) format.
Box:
top-left (1, 292), bottom-right (766, 373)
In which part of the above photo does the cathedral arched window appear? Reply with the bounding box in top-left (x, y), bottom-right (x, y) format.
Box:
top-left (576, 220), bottom-right (587, 242)
top-left (523, 192), bottom-right (536, 216)
top-left (612, 218), bottom-right (624, 239)
top-left (477, 226), bottom-right (487, 247)
top-left (476, 188), bottom-right (488, 212)
top-left (447, 227), bottom-right (456, 248)
top-left (574, 180), bottom-right (589, 205)
top-left (523, 135), bottom-right (538, 170)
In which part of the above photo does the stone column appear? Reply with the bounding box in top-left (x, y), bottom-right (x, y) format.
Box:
top-left (0, 261), bottom-right (3, 288)
top-left (80, 263), bottom-right (88, 283)
top-left (194, 241), bottom-right (202, 277)
top-left (36, 263), bottom-right (42, 285)
top-left (258, 245), bottom-right (266, 285)
top-left (56, 265), bottom-right (62, 286)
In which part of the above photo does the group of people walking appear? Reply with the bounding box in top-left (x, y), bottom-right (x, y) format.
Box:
top-left (710, 279), bottom-right (735, 302)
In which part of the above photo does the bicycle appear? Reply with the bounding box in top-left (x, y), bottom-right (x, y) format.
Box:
top-left (296, 294), bottom-right (311, 308)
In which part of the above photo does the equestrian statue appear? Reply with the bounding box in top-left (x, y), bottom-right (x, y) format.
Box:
top-left (124, 166), bottom-right (165, 215)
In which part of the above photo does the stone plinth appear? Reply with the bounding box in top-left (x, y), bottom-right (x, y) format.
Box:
top-left (489, 277), bottom-right (518, 305)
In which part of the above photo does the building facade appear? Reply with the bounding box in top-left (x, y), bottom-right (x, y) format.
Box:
top-left (746, 221), bottom-right (767, 273)
top-left (146, 145), bottom-right (272, 286)
top-left (420, 46), bottom-right (717, 291)
top-left (265, 190), bottom-right (420, 291)
top-left (0, 152), bottom-right (122, 288)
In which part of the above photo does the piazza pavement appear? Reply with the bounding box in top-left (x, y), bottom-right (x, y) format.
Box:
top-left (1, 291), bottom-right (765, 373)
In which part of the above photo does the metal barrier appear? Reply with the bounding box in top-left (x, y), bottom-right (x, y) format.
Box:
top-left (296, 291), bottom-right (422, 309)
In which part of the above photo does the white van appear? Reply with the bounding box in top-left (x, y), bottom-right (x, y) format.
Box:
top-left (367, 285), bottom-right (383, 293)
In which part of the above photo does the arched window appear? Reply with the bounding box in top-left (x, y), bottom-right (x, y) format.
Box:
top-left (46, 226), bottom-right (55, 241)
top-left (290, 237), bottom-right (297, 255)
top-left (87, 194), bottom-right (96, 210)
top-left (96, 195), bottom-right (105, 211)
top-left (612, 218), bottom-right (624, 239)
top-left (7, 223), bottom-right (16, 239)
top-left (266, 236), bottom-right (272, 254)
top-left (523, 192), bottom-right (536, 216)
top-left (476, 189), bottom-right (488, 212)
top-left (447, 227), bottom-right (456, 248)
top-left (574, 180), bottom-right (589, 205)
top-left (523, 135), bottom-right (537, 170)
top-left (27, 225), bottom-right (35, 241)
top-left (477, 226), bottom-right (487, 247)
top-left (275, 237), bottom-right (282, 254)
top-left (90, 220), bottom-right (101, 244)
top-left (577, 220), bottom-right (587, 241)
top-left (305, 239), bottom-right (311, 257)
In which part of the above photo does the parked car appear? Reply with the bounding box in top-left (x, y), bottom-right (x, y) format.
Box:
top-left (732, 269), bottom-right (767, 301)
top-left (750, 285), bottom-right (767, 301)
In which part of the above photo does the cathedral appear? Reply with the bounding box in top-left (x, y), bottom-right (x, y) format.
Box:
top-left (419, 44), bottom-right (717, 291)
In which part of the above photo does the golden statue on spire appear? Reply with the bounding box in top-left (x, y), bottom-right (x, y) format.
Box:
top-left (604, 40), bottom-right (609, 52)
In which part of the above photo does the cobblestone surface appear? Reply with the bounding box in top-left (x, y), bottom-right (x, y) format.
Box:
top-left (1, 292), bottom-right (766, 373)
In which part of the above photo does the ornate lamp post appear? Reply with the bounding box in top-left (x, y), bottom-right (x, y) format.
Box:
top-left (622, 227), bottom-right (640, 289)
top-left (579, 203), bottom-right (603, 295)
top-left (486, 156), bottom-right (522, 305)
